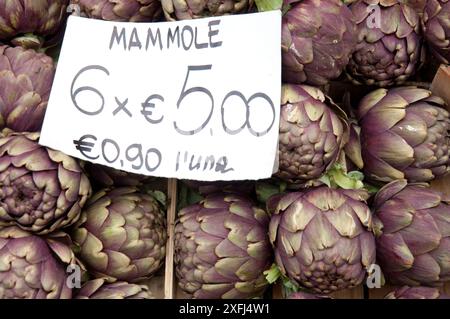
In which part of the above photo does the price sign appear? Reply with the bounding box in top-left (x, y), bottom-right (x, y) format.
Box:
top-left (40, 11), bottom-right (281, 181)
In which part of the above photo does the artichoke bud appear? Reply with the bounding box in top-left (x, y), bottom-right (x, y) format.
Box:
top-left (270, 187), bottom-right (376, 294)
top-left (282, 0), bottom-right (357, 85)
top-left (276, 84), bottom-right (349, 187)
top-left (373, 179), bottom-right (450, 286)
top-left (72, 187), bottom-right (167, 282)
top-left (175, 193), bottom-right (272, 299)
top-left (347, 0), bottom-right (423, 86)
top-left (0, 45), bottom-right (56, 132)
top-left (357, 87), bottom-right (450, 183)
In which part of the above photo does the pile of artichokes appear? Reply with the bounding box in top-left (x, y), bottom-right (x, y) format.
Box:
top-left (0, 0), bottom-right (449, 300)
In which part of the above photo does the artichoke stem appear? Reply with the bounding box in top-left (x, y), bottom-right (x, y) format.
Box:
top-left (320, 164), bottom-right (365, 190)
top-left (256, 181), bottom-right (286, 204)
top-left (254, 0), bottom-right (283, 12)
top-left (264, 264), bottom-right (282, 284)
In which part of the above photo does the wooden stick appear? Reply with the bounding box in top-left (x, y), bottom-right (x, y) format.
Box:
top-left (164, 178), bottom-right (177, 299)
top-left (368, 285), bottom-right (395, 299)
top-left (271, 283), bottom-right (284, 299)
top-left (331, 287), bottom-right (364, 299)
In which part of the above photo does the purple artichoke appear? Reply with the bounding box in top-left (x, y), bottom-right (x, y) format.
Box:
top-left (276, 84), bottom-right (347, 186)
top-left (373, 180), bottom-right (450, 286)
top-left (76, 278), bottom-right (153, 299)
top-left (74, 0), bottom-right (162, 21)
top-left (358, 87), bottom-right (450, 183)
top-left (269, 187), bottom-right (376, 294)
top-left (0, 45), bottom-right (55, 132)
top-left (0, 227), bottom-right (74, 299)
top-left (0, 0), bottom-right (68, 43)
top-left (161, 0), bottom-right (253, 21)
top-left (347, 0), bottom-right (423, 87)
top-left (385, 285), bottom-right (450, 299)
top-left (0, 131), bottom-right (91, 234)
top-left (72, 187), bottom-right (167, 282)
top-left (422, 0), bottom-right (450, 64)
top-left (282, 0), bottom-right (357, 85)
top-left (174, 193), bottom-right (272, 299)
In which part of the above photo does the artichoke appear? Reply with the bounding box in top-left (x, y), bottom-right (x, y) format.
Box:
top-left (0, 131), bottom-right (91, 234)
top-left (358, 87), bottom-right (450, 183)
top-left (282, 0), bottom-right (357, 85)
top-left (84, 162), bottom-right (151, 188)
top-left (0, 0), bottom-right (68, 44)
top-left (74, 0), bottom-right (162, 21)
top-left (422, 0), bottom-right (450, 64)
top-left (76, 278), bottom-right (153, 299)
top-left (373, 180), bottom-right (450, 286)
top-left (269, 187), bottom-right (376, 294)
top-left (347, 0), bottom-right (423, 87)
top-left (174, 193), bottom-right (272, 299)
top-left (161, 0), bottom-right (252, 21)
top-left (276, 84), bottom-right (347, 186)
top-left (72, 187), bottom-right (167, 282)
top-left (384, 286), bottom-right (450, 299)
top-left (0, 227), bottom-right (74, 299)
top-left (0, 45), bottom-right (55, 132)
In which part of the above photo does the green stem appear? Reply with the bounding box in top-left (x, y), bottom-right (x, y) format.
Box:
top-left (256, 181), bottom-right (285, 204)
top-left (320, 164), bottom-right (365, 190)
top-left (264, 264), bottom-right (281, 284)
top-left (255, 0), bottom-right (283, 12)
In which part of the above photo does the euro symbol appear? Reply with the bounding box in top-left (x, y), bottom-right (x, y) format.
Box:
top-left (141, 94), bottom-right (164, 124)
top-left (73, 135), bottom-right (99, 160)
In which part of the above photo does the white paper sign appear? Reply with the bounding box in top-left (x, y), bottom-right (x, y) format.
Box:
top-left (40, 12), bottom-right (281, 181)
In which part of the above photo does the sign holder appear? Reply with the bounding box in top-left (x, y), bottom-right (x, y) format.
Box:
top-left (164, 178), bottom-right (177, 299)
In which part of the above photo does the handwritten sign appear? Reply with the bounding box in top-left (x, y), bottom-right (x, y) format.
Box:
top-left (40, 11), bottom-right (281, 181)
